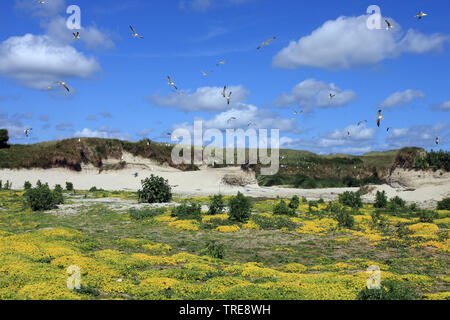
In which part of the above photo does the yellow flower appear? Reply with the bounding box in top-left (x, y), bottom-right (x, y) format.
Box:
top-left (216, 225), bottom-right (240, 233)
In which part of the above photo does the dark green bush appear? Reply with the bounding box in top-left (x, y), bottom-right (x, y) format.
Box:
top-left (138, 175), bottom-right (172, 204)
top-left (356, 280), bottom-right (421, 300)
top-left (208, 194), bottom-right (226, 215)
top-left (273, 200), bottom-right (296, 216)
top-left (204, 240), bottom-right (225, 259)
top-left (228, 192), bottom-right (252, 222)
top-left (52, 184), bottom-right (64, 205)
top-left (386, 196), bottom-right (406, 212)
top-left (288, 195), bottom-right (300, 210)
top-left (24, 184), bottom-right (61, 211)
top-left (437, 198), bottom-right (450, 210)
top-left (171, 201), bottom-right (201, 220)
top-left (0, 129), bottom-right (9, 149)
top-left (129, 207), bottom-right (166, 220)
top-left (374, 191), bottom-right (387, 208)
top-left (417, 210), bottom-right (438, 223)
top-left (65, 182), bottom-right (74, 191)
top-left (334, 208), bottom-right (355, 229)
top-left (338, 191), bottom-right (362, 208)
top-left (24, 181), bottom-right (32, 190)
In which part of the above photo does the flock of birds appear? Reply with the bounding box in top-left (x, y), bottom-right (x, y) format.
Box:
top-left (26, 3), bottom-right (439, 147)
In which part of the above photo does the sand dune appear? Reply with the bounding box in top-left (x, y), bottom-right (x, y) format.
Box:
top-left (0, 152), bottom-right (448, 206)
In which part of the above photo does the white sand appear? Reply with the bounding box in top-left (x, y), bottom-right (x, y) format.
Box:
top-left (1, 153), bottom-right (448, 205)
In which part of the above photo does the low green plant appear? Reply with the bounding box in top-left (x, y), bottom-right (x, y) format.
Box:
top-left (417, 210), bottom-right (438, 223)
top-left (374, 191), bottom-right (387, 208)
top-left (356, 280), bottom-right (421, 300)
top-left (273, 200), bottom-right (296, 216)
top-left (24, 181), bottom-right (32, 190)
top-left (437, 198), bottom-right (450, 210)
top-left (288, 195), bottom-right (300, 210)
top-left (208, 194), bottom-right (226, 215)
top-left (52, 184), bottom-right (64, 205)
top-left (333, 208), bottom-right (355, 229)
top-left (65, 182), bottom-right (74, 191)
top-left (204, 240), bottom-right (225, 259)
top-left (138, 175), bottom-right (172, 204)
top-left (24, 184), bottom-right (61, 211)
top-left (171, 201), bottom-right (201, 220)
top-left (251, 214), bottom-right (297, 230)
top-left (129, 207), bottom-right (166, 220)
top-left (338, 191), bottom-right (362, 209)
top-left (228, 192), bottom-right (252, 222)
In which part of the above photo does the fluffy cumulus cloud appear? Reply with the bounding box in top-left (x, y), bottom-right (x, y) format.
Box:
top-left (274, 79), bottom-right (356, 111)
top-left (74, 127), bottom-right (131, 141)
top-left (0, 1), bottom-right (114, 90)
top-left (273, 15), bottom-right (449, 69)
top-left (386, 122), bottom-right (449, 148)
top-left (380, 89), bottom-right (426, 108)
top-left (0, 113), bottom-right (30, 140)
top-left (148, 85), bottom-right (250, 112)
top-left (434, 101), bottom-right (450, 111)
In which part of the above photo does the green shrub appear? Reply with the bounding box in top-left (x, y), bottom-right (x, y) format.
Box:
top-left (388, 196), bottom-right (406, 209)
top-left (273, 200), bottom-right (296, 216)
top-left (171, 201), bottom-right (201, 220)
top-left (374, 191), bottom-right (387, 208)
top-left (0, 129), bottom-right (9, 149)
top-left (334, 208), bottom-right (355, 229)
top-left (204, 240), bottom-right (224, 259)
top-left (52, 184), bottom-right (64, 205)
top-left (208, 194), bottom-right (226, 215)
top-left (138, 175), bottom-right (172, 204)
top-left (2, 180), bottom-right (11, 190)
top-left (437, 198), bottom-right (450, 210)
top-left (228, 192), bottom-right (252, 222)
top-left (356, 280), bottom-right (421, 300)
top-left (288, 195), bottom-right (300, 210)
top-left (65, 182), bottom-right (74, 191)
top-left (251, 214), bottom-right (297, 230)
top-left (318, 198), bottom-right (325, 204)
top-left (370, 210), bottom-right (388, 229)
top-left (129, 207), bottom-right (166, 220)
top-left (417, 210), bottom-right (438, 223)
top-left (338, 191), bottom-right (362, 208)
top-left (24, 184), bottom-right (61, 211)
top-left (89, 186), bottom-right (105, 192)
top-left (24, 181), bottom-right (32, 190)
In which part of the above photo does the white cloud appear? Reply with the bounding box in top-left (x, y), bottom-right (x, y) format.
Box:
top-left (387, 123), bottom-right (449, 148)
top-left (15, 0), bottom-right (65, 17)
top-left (380, 89), bottom-right (426, 108)
top-left (434, 101), bottom-right (450, 111)
top-left (0, 34), bottom-right (100, 89)
top-left (148, 85), bottom-right (249, 112)
top-left (74, 127), bottom-right (131, 140)
top-left (274, 79), bottom-right (356, 111)
top-left (273, 15), bottom-right (449, 70)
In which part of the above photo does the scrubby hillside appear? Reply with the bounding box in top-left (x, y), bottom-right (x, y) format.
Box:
top-left (0, 138), bottom-right (198, 172)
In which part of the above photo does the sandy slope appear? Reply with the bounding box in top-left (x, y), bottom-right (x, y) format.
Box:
top-left (0, 153), bottom-right (448, 205)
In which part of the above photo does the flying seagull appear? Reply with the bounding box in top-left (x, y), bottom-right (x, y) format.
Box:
top-left (257, 36), bottom-right (276, 50)
top-left (227, 117), bottom-right (237, 124)
top-left (24, 128), bottom-right (32, 137)
top-left (216, 60), bottom-right (226, 66)
top-left (167, 132), bottom-right (180, 140)
top-left (376, 109), bottom-right (384, 127)
top-left (329, 93), bottom-right (336, 100)
top-left (38, 1), bottom-right (46, 4)
top-left (167, 76), bottom-right (177, 90)
top-left (222, 86), bottom-right (227, 98)
top-left (415, 11), bottom-right (427, 19)
top-left (347, 131), bottom-right (351, 136)
top-left (385, 20), bottom-right (393, 30)
top-left (357, 120), bottom-right (368, 126)
top-left (73, 32), bottom-right (80, 39)
top-left (293, 110), bottom-right (303, 115)
top-left (201, 71), bottom-right (213, 77)
top-left (435, 137), bottom-right (439, 145)
top-left (129, 25), bottom-right (143, 38)
top-left (248, 121), bottom-right (256, 127)
top-left (227, 91), bottom-right (232, 105)
top-left (58, 81), bottom-right (70, 92)
top-left (386, 127), bottom-right (392, 132)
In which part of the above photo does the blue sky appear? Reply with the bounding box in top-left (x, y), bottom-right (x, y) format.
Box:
top-left (0, 0), bottom-right (449, 155)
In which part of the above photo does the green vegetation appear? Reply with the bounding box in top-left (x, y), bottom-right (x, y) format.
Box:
top-left (374, 191), bottom-right (387, 208)
top-left (333, 208), bottom-right (355, 229)
top-left (288, 195), bottom-right (300, 210)
top-left (23, 183), bottom-right (64, 211)
top-left (228, 192), bottom-right (252, 222)
top-left (437, 198), bottom-right (450, 210)
top-left (138, 175), bottom-right (172, 204)
top-left (65, 182), bottom-right (74, 191)
top-left (207, 194), bottom-right (226, 215)
top-left (23, 181), bottom-right (32, 190)
top-left (273, 200), bottom-right (296, 216)
top-left (204, 240), bottom-right (225, 259)
top-left (0, 129), bottom-right (9, 149)
top-left (171, 201), bottom-right (201, 220)
top-left (338, 191), bottom-right (362, 209)
top-left (415, 150), bottom-right (450, 171)
top-left (356, 280), bottom-right (422, 300)
top-left (129, 207), bottom-right (166, 221)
